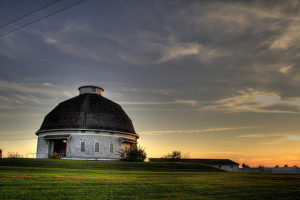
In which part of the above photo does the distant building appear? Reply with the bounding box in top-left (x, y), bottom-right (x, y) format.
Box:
top-left (36, 86), bottom-right (138, 160)
top-left (240, 167), bottom-right (300, 174)
top-left (149, 158), bottom-right (240, 172)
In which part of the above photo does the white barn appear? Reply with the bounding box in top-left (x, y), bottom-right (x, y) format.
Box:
top-left (36, 86), bottom-right (138, 160)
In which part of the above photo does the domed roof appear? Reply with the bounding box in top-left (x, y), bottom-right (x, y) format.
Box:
top-left (36, 92), bottom-right (136, 135)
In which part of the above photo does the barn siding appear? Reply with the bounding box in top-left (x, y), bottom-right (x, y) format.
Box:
top-left (36, 131), bottom-right (136, 160)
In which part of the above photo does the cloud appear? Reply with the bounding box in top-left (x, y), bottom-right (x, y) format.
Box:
top-left (0, 81), bottom-right (75, 97)
top-left (158, 42), bottom-right (199, 63)
top-left (288, 135), bottom-right (300, 141)
top-left (157, 41), bottom-right (223, 63)
top-left (200, 1), bottom-right (300, 35)
top-left (207, 151), bottom-right (245, 155)
top-left (120, 99), bottom-right (198, 107)
top-left (204, 88), bottom-right (300, 114)
top-left (269, 23), bottom-right (300, 50)
top-left (140, 127), bottom-right (252, 135)
top-left (0, 81), bottom-right (78, 114)
top-left (279, 65), bottom-right (294, 74)
top-left (45, 38), bottom-right (57, 44)
top-left (238, 133), bottom-right (284, 138)
top-left (42, 83), bottom-right (55, 87)
top-left (174, 99), bottom-right (198, 106)
top-left (284, 98), bottom-right (300, 106)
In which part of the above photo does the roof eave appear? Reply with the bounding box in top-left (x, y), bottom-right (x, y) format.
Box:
top-left (36, 128), bottom-right (139, 138)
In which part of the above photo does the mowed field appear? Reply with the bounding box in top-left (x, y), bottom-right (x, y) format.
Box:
top-left (0, 159), bottom-right (300, 200)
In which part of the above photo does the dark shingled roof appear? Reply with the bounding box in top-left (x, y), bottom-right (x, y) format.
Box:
top-left (37, 93), bottom-right (136, 135)
top-left (182, 159), bottom-right (239, 165)
top-left (149, 158), bottom-right (239, 165)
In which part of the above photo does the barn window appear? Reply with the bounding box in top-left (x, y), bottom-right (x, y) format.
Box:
top-left (95, 142), bottom-right (100, 152)
top-left (91, 87), bottom-right (96, 93)
top-left (81, 141), bottom-right (85, 152)
top-left (110, 142), bottom-right (113, 153)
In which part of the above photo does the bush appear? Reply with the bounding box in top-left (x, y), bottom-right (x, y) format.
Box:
top-left (51, 152), bottom-right (61, 159)
top-left (7, 152), bottom-right (23, 158)
top-left (119, 146), bottom-right (147, 162)
top-left (163, 150), bottom-right (182, 161)
top-left (258, 165), bottom-right (264, 169)
top-left (242, 163), bottom-right (250, 168)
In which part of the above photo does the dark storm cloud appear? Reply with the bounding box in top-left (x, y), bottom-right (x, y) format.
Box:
top-left (0, 0), bottom-right (300, 121)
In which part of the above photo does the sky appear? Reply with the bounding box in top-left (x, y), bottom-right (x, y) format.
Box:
top-left (0, 0), bottom-right (300, 167)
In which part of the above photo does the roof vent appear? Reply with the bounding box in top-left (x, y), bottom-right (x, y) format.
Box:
top-left (78, 85), bottom-right (104, 96)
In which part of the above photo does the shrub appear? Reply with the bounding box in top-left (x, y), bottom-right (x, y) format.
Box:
top-left (7, 152), bottom-right (23, 158)
top-left (51, 152), bottom-right (61, 159)
top-left (258, 165), bottom-right (264, 169)
top-left (242, 163), bottom-right (250, 168)
top-left (163, 150), bottom-right (182, 161)
top-left (119, 146), bottom-right (147, 162)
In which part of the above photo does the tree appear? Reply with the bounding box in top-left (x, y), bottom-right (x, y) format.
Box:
top-left (7, 152), bottom-right (23, 158)
top-left (242, 163), bottom-right (250, 168)
top-left (119, 145), bottom-right (147, 162)
top-left (275, 165), bottom-right (279, 168)
top-left (163, 150), bottom-right (182, 161)
top-left (284, 164), bottom-right (288, 168)
top-left (258, 165), bottom-right (264, 169)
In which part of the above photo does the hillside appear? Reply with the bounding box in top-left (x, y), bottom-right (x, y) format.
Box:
top-left (0, 159), bottom-right (300, 200)
top-left (0, 158), bottom-right (221, 171)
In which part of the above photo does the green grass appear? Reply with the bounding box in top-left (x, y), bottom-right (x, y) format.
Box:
top-left (0, 159), bottom-right (300, 200)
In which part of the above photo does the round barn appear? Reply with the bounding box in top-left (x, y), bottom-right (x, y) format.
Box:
top-left (36, 86), bottom-right (138, 160)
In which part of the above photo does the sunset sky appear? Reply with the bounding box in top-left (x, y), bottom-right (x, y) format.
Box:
top-left (0, 0), bottom-right (300, 167)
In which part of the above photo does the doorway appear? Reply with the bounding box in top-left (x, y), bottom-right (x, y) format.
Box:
top-left (53, 140), bottom-right (67, 157)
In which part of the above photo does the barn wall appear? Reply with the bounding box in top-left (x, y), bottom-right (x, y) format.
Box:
top-left (36, 137), bottom-right (49, 158)
top-left (68, 134), bottom-right (121, 159)
top-left (217, 165), bottom-right (239, 172)
top-left (36, 131), bottom-right (137, 160)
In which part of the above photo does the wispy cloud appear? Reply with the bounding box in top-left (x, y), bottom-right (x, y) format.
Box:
top-left (204, 88), bottom-right (300, 114)
top-left (269, 22), bottom-right (300, 50)
top-left (207, 151), bottom-right (245, 155)
top-left (279, 65), bottom-right (294, 74)
top-left (42, 82), bottom-right (55, 87)
top-left (120, 99), bottom-right (198, 107)
top-left (0, 81), bottom-right (78, 114)
top-left (140, 127), bottom-right (252, 135)
top-left (238, 133), bottom-right (284, 138)
top-left (158, 42), bottom-right (199, 63)
top-left (45, 37), bottom-right (57, 44)
top-left (0, 81), bottom-right (76, 97)
top-left (157, 41), bottom-right (224, 63)
top-left (288, 135), bottom-right (300, 141)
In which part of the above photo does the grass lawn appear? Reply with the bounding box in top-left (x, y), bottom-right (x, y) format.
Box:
top-left (0, 159), bottom-right (300, 200)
